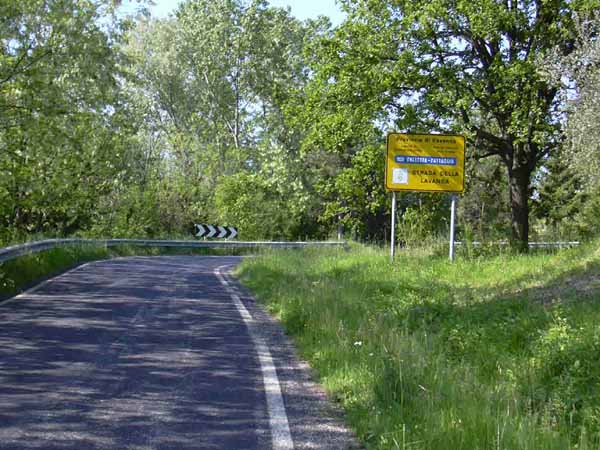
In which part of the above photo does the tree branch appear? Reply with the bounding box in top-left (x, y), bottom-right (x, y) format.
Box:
top-left (0, 47), bottom-right (53, 87)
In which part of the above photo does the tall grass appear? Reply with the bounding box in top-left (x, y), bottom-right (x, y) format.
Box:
top-left (238, 241), bottom-right (600, 449)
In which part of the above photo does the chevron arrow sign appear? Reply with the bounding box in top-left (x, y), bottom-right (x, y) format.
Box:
top-left (206, 224), bottom-right (217, 238)
top-left (195, 224), bottom-right (238, 239)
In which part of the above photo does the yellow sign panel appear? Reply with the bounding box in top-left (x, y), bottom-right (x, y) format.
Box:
top-left (385, 133), bottom-right (465, 193)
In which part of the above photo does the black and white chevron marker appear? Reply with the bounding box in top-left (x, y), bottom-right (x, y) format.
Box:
top-left (194, 224), bottom-right (238, 239)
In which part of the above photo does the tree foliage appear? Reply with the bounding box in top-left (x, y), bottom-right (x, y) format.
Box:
top-left (301, 0), bottom-right (599, 249)
top-left (532, 13), bottom-right (600, 239)
top-left (543, 13), bottom-right (600, 192)
top-left (0, 0), bottom-right (134, 241)
top-left (1, 0), bottom-right (599, 245)
top-left (105, 0), bottom-right (324, 239)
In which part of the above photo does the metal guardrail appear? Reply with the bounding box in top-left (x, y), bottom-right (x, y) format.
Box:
top-left (528, 241), bottom-right (581, 248)
top-left (0, 238), bottom-right (579, 264)
top-left (454, 241), bottom-right (580, 248)
top-left (0, 239), bottom-right (348, 264)
top-left (0, 239), bottom-right (88, 263)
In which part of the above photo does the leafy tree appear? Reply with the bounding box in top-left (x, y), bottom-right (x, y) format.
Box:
top-left (215, 141), bottom-right (316, 240)
top-left (459, 156), bottom-right (511, 240)
top-left (536, 13), bottom-right (600, 239)
top-left (318, 144), bottom-right (389, 240)
top-left (543, 13), bottom-right (600, 193)
top-left (122, 0), bottom-right (321, 237)
top-left (575, 185), bottom-right (600, 237)
top-left (532, 13), bottom-right (600, 240)
top-left (533, 149), bottom-right (588, 238)
top-left (302, 0), bottom-right (599, 250)
top-left (290, 29), bottom-right (395, 240)
top-left (0, 0), bottom-right (134, 240)
top-left (215, 174), bottom-right (298, 240)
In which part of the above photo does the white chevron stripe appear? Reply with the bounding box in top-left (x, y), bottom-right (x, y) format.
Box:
top-left (195, 224), bottom-right (206, 237)
top-left (228, 227), bottom-right (238, 239)
top-left (206, 225), bottom-right (217, 238)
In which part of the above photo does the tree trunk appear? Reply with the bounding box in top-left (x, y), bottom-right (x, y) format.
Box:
top-left (507, 164), bottom-right (531, 252)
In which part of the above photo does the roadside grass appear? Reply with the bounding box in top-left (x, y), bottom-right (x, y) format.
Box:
top-left (0, 243), bottom-right (256, 300)
top-left (237, 240), bottom-right (600, 450)
top-left (0, 245), bottom-right (111, 300)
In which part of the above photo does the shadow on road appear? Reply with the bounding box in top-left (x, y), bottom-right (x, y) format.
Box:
top-left (0, 256), bottom-right (269, 450)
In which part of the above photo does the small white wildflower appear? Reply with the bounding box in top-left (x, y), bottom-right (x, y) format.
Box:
top-left (353, 341), bottom-right (362, 347)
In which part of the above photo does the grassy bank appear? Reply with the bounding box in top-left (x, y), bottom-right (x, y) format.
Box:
top-left (238, 241), bottom-right (600, 449)
top-left (0, 245), bottom-right (111, 300)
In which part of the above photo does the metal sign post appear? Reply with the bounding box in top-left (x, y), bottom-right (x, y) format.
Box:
top-left (390, 191), bottom-right (397, 262)
top-left (449, 194), bottom-right (456, 261)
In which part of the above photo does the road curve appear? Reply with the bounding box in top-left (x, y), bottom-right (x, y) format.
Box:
top-left (0, 256), bottom-right (358, 450)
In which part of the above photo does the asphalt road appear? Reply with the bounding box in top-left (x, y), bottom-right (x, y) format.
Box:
top-left (0, 256), bottom-right (358, 450)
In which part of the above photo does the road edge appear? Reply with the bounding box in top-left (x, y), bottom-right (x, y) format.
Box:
top-left (215, 264), bottom-right (294, 450)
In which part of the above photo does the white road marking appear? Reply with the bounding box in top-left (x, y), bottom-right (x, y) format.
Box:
top-left (215, 265), bottom-right (294, 450)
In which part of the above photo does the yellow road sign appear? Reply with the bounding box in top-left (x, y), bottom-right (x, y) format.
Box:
top-left (385, 133), bottom-right (465, 193)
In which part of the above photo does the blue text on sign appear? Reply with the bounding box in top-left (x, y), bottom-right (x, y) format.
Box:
top-left (394, 155), bottom-right (457, 166)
